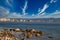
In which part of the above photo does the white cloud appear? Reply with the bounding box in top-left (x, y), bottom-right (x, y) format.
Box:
top-left (50, 0), bottom-right (57, 3)
top-left (0, 6), bottom-right (22, 18)
top-left (38, 4), bottom-right (49, 15)
top-left (32, 10), bottom-right (60, 18)
top-left (40, 12), bottom-right (45, 16)
top-left (6, 0), bottom-right (13, 7)
top-left (0, 6), bottom-right (9, 18)
top-left (40, 10), bottom-right (60, 18)
top-left (37, 0), bottom-right (57, 16)
top-left (0, 6), bottom-right (30, 18)
top-left (7, 13), bottom-right (22, 18)
top-left (53, 10), bottom-right (60, 14)
top-left (38, 8), bottom-right (41, 13)
top-left (32, 14), bottom-right (35, 16)
top-left (22, 1), bottom-right (28, 15)
top-left (0, 6), bottom-right (60, 18)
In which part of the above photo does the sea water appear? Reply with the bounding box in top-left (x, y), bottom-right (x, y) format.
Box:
top-left (0, 22), bottom-right (60, 40)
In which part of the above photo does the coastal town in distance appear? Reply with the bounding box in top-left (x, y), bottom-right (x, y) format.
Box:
top-left (0, 18), bottom-right (60, 23)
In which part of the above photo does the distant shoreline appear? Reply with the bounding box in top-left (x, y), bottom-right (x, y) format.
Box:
top-left (0, 22), bottom-right (60, 25)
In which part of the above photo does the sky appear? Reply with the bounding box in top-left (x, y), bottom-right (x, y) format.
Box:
top-left (0, 0), bottom-right (60, 18)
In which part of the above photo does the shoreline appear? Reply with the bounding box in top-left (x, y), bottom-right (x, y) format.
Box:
top-left (0, 28), bottom-right (43, 40)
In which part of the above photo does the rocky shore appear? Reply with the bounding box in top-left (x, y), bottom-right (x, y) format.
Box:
top-left (0, 28), bottom-right (43, 40)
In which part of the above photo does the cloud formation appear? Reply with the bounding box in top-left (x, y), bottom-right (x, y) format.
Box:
top-left (0, 6), bottom-right (22, 18)
top-left (0, 6), bottom-right (60, 18)
top-left (37, 0), bottom-right (57, 16)
top-left (22, 1), bottom-right (28, 15)
top-left (40, 12), bottom-right (45, 16)
top-left (50, 0), bottom-right (57, 3)
top-left (6, 0), bottom-right (13, 7)
top-left (7, 13), bottom-right (21, 18)
top-left (37, 10), bottom-right (60, 18)
top-left (0, 6), bottom-right (30, 18)
top-left (32, 14), bottom-right (35, 16)
top-left (0, 6), bottom-right (9, 18)
top-left (0, 0), bottom-right (59, 18)
top-left (38, 4), bottom-right (49, 15)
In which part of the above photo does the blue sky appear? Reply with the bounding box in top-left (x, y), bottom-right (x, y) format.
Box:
top-left (0, 0), bottom-right (60, 18)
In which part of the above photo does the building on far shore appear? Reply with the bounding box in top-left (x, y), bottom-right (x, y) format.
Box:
top-left (0, 18), bottom-right (60, 22)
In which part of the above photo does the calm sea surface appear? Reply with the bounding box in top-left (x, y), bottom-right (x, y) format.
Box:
top-left (0, 22), bottom-right (60, 40)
